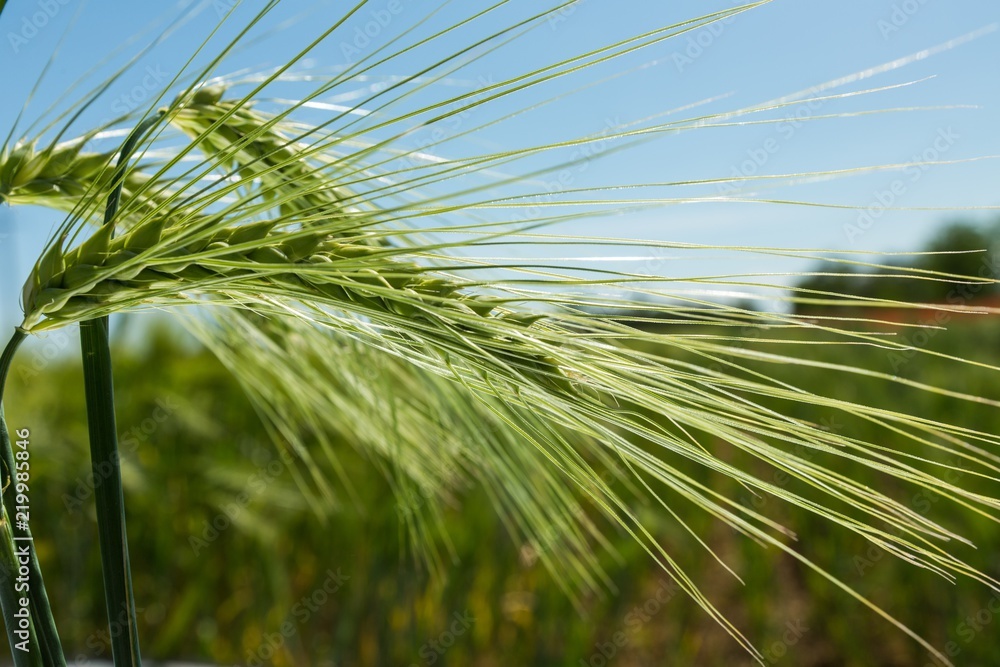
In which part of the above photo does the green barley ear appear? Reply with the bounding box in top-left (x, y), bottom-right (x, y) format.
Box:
top-left (164, 88), bottom-right (369, 229)
top-left (76, 222), bottom-right (115, 266)
top-left (16, 94), bottom-right (1000, 666)
top-left (6, 142), bottom-right (46, 188)
top-left (21, 235), bottom-right (67, 315)
top-left (189, 84), bottom-right (226, 107)
top-left (7, 2), bottom-right (1000, 665)
top-left (123, 217), bottom-right (166, 252)
top-left (0, 137), bottom-right (150, 213)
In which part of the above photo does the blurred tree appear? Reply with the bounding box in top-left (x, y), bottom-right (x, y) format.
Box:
top-left (794, 220), bottom-right (1000, 315)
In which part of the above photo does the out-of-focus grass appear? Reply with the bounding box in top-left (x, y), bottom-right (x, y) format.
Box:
top-left (4, 319), bottom-right (1000, 666)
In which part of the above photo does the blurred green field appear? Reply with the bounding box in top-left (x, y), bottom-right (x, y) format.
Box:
top-left (4, 315), bottom-right (1000, 666)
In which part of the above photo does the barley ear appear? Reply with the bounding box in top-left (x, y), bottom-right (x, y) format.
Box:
top-left (22, 234), bottom-right (67, 312)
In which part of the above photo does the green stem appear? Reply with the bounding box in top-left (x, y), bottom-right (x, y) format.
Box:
top-left (0, 505), bottom-right (41, 667)
top-left (80, 319), bottom-right (141, 666)
top-left (78, 112), bottom-right (162, 667)
top-left (0, 331), bottom-right (64, 665)
top-left (0, 333), bottom-right (34, 667)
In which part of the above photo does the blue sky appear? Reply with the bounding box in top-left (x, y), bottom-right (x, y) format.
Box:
top-left (1, 0), bottom-right (999, 331)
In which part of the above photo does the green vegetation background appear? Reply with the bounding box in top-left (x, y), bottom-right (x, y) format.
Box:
top-left (3, 223), bottom-right (1000, 666)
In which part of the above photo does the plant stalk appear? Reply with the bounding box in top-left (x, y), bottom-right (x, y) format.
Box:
top-left (79, 112), bottom-right (162, 667)
top-left (0, 331), bottom-right (64, 665)
top-left (0, 505), bottom-right (41, 667)
top-left (80, 318), bottom-right (141, 666)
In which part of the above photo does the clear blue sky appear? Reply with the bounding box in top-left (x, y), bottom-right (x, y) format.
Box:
top-left (1, 0), bottom-right (999, 331)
